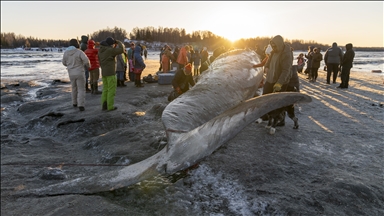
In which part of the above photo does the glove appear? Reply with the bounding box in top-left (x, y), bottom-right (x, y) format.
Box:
top-left (273, 83), bottom-right (282, 92)
top-left (176, 87), bottom-right (182, 94)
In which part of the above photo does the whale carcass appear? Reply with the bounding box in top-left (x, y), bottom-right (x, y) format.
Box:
top-left (15, 49), bottom-right (312, 196)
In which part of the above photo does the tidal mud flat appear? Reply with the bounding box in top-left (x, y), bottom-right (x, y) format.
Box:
top-left (1, 67), bottom-right (383, 215)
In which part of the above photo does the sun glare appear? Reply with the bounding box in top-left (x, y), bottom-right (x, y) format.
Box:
top-left (204, 3), bottom-right (268, 43)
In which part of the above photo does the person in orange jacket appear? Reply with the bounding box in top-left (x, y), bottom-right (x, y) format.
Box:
top-left (176, 45), bottom-right (190, 70)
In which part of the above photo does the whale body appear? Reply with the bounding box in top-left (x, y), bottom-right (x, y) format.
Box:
top-left (15, 49), bottom-right (311, 196)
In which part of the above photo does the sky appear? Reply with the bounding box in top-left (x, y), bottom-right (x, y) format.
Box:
top-left (1, 1), bottom-right (383, 47)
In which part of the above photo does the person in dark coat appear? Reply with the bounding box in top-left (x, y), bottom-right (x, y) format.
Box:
top-left (200, 47), bottom-right (209, 66)
top-left (283, 64), bottom-right (300, 128)
top-left (172, 63), bottom-right (195, 95)
top-left (199, 46), bottom-right (226, 74)
top-left (80, 35), bottom-right (91, 93)
top-left (310, 47), bottom-right (323, 82)
top-left (263, 35), bottom-right (292, 95)
top-left (324, 42), bottom-right (344, 84)
top-left (262, 35), bottom-right (295, 128)
top-left (338, 43), bottom-right (355, 89)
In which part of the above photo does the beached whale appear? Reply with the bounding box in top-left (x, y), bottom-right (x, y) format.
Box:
top-left (15, 49), bottom-right (311, 196)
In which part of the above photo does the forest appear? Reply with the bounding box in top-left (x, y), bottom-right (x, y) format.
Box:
top-left (1, 26), bottom-right (382, 52)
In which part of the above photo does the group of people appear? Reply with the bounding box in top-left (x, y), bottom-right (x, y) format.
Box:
top-left (63, 33), bottom-right (355, 122)
top-left (297, 42), bottom-right (355, 88)
top-left (167, 45), bottom-right (228, 102)
top-left (62, 36), bottom-right (147, 112)
top-left (159, 44), bottom-right (209, 76)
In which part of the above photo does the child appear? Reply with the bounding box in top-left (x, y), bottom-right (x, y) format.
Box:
top-left (296, 53), bottom-right (306, 73)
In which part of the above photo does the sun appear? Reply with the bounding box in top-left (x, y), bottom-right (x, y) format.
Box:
top-left (203, 3), bottom-right (269, 43)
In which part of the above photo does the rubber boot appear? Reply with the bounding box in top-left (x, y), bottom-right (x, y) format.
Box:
top-left (117, 79), bottom-right (121, 87)
top-left (120, 80), bottom-right (127, 87)
top-left (86, 83), bottom-right (91, 93)
top-left (93, 82), bottom-right (101, 94)
top-left (102, 101), bottom-right (107, 111)
top-left (137, 79), bottom-right (144, 87)
top-left (90, 83), bottom-right (94, 94)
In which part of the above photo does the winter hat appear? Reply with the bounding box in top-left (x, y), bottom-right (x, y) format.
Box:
top-left (184, 63), bottom-right (192, 72)
top-left (69, 39), bottom-right (80, 48)
top-left (106, 37), bottom-right (115, 46)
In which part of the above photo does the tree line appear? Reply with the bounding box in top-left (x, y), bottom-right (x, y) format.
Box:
top-left (1, 26), bottom-right (383, 51)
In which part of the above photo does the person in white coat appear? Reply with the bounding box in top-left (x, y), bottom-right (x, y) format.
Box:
top-left (62, 38), bottom-right (90, 111)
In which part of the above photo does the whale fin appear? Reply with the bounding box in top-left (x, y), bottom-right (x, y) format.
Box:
top-left (164, 92), bottom-right (312, 173)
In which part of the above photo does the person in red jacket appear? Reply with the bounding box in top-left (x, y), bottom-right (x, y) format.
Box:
top-left (84, 40), bottom-right (101, 94)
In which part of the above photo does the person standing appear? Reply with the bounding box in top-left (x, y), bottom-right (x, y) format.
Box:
top-left (84, 39), bottom-right (102, 94)
top-left (80, 35), bottom-right (91, 93)
top-left (98, 37), bottom-right (124, 111)
top-left (310, 47), bottom-right (323, 82)
top-left (116, 48), bottom-right (127, 87)
top-left (253, 44), bottom-right (272, 95)
top-left (176, 45), bottom-right (190, 70)
top-left (143, 46), bottom-right (148, 60)
top-left (304, 46), bottom-right (314, 80)
top-left (338, 43), bottom-right (355, 89)
top-left (324, 42), bottom-right (344, 84)
top-left (127, 42), bottom-right (135, 82)
top-left (188, 46), bottom-right (194, 65)
top-left (133, 44), bottom-right (146, 87)
top-left (200, 47), bottom-right (209, 65)
top-left (62, 38), bottom-right (90, 111)
top-left (262, 35), bottom-right (293, 126)
top-left (158, 46), bottom-right (165, 71)
top-left (263, 35), bottom-right (293, 95)
top-left (161, 45), bottom-right (175, 73)
top-left (193, 49), bottom-right (201, 76)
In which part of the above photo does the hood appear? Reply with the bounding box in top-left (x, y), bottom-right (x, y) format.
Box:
top-left (332, 42), bottom-right (338, 48)
top-left (270, 35), bottom-right (284, 53)
top-left (65, 46), bottom-right (78, 55)
top-left (87, 40), bottom-right (95, 49)
top-left (81, 35), bottom-right (88, 43)
top-left (346, 43), bottom-right (353, 50)
top-left (134, 45), bottom-right (142, 53)
top-left (98, 41), bottom-right (111, 54)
